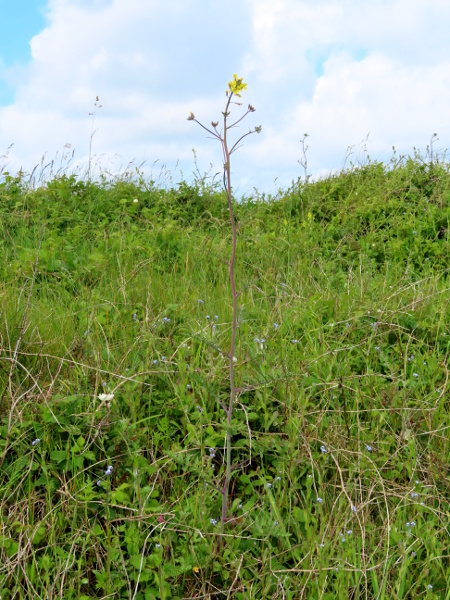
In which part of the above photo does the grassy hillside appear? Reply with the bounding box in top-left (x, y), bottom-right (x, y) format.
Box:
top-left (0, 157), bottom-right (449, 599)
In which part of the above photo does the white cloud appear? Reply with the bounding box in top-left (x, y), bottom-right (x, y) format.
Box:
top-left (244, 0), bottom-right (450, 185)
top-left (1, 0), bottom-right (450, 195)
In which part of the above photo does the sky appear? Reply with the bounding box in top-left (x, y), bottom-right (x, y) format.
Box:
top-left (1, 0), bottom-right (450, 197)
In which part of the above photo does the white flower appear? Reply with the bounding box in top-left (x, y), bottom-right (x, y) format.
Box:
top-left (98, 393), bottom-right (114, 402)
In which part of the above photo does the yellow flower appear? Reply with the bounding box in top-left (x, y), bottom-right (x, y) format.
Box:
top-left (228, 74), bottom-right (247, 97)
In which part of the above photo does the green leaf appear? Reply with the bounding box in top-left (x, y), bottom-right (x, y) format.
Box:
top-left (50, 450), bottom-right (68, 464)
top-left (32, 525), bottom-right (46, 545)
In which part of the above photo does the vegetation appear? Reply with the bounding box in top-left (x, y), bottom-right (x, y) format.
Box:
top-left (0, 148), bottom-right (449, 598)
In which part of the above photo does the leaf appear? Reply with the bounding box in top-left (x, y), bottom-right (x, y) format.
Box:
top-left (32, 525), bottom-right (46, 545)
top-left (50, 450), bottom-right (68, 464)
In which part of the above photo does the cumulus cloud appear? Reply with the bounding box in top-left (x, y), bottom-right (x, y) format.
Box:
top-left (1, 0), bottom-right (450, 195)
top-left (244, 0), bottom-right (450, 187)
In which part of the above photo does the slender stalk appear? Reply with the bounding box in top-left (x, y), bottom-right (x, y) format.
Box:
top-left (188, 76), bottom-right (261, 553)
top-left (218, 93), bottom-right (239, 550)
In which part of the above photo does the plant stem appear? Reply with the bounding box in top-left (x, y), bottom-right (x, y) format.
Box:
top-left (218, 92), bottom-right (239, 551)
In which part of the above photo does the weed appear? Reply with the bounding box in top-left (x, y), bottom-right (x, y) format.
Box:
top-left (188, 74), bottom-right (261, 551)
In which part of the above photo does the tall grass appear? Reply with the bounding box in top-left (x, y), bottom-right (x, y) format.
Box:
top-left (0, 153), bottom-right (449, 599)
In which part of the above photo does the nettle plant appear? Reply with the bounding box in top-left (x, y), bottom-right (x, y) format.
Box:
top-left (188, 74), bottom-right (261, 549)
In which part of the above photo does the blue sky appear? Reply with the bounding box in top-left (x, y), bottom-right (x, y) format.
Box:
top-left (1, 0), bottom-right (450, 197)
top-left (0, 0), bottom-right (47, 104)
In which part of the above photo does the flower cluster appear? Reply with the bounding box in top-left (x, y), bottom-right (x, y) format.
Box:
top-left (228, 74), bottom-right (247, 97)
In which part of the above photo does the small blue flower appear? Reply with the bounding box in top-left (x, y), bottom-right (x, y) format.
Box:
top-left (408, 355), bottom-right (414, 362)
top-left (412, 551), bottom-right (416, 557)
top-left (347, 530), bottom-right (352, 535)
top-left (267, 483), bottom-right (272, 488)
top-left (291, 339), bottom-right (298, 344)
top-left (411, 492), bottom-right (419, 498)
top-left (341, 536), bottom-right (346, 543)
top-left (413, 373), bottom-right (419, 378)
top-left (351, 505), bottom-right (357, 513)
top-left (319, 543), bottom-right (325, 548)
top-left (161, 356), bottom-right (166, 362)
top-left (210, 518), bottom-right (218, 526)
top-left (320, 445), bottom-right (327, 454)
top-left (274, 520), bottom-right (279, 525)
top-left (31, 438), bottom-right (40, 446)
top-left (273, 323), bottom-right (279, 329)
top-left (153, 359), bottom-right (158, 365)
top-left (97, 480), bottom-right (102, 486)
top-left (155, 543), bottom-right (161, 548)
top-left (163, 317), bottom-right (171, 323)
top-left (206, 315), bottom-right (210, 320)
top-left (196, 405), bottom-right (203, 413)
top-left (186, 384), bottom-right (191, 390)
top-left (105, 465), bottom-right (113, 476)
top-left (427, 584), bottom-right (433, 590)
top-left (198, 299), bottom-right (204, 304)
top-left (366, 444), bottom-right (372, 452)
top-left (132, 313), bottom-right (138, 321)
top-left (214, 315), bottom-right (219, 320)
top-left (317, 497), bottom-right (323, 504)
top-left (375, 346), bottom-right (380, 351)
top-left (276, 476), bottom-right (281, 481)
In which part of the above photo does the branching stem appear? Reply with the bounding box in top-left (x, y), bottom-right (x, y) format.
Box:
top-left (188, 77), bottom-right (260, 553)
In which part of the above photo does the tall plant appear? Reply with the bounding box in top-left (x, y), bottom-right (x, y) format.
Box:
top-left (188, 75), bottom-right (261, 549)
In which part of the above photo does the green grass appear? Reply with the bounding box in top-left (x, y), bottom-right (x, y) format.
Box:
top-left (0, 155), bottom-right (449, 599)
